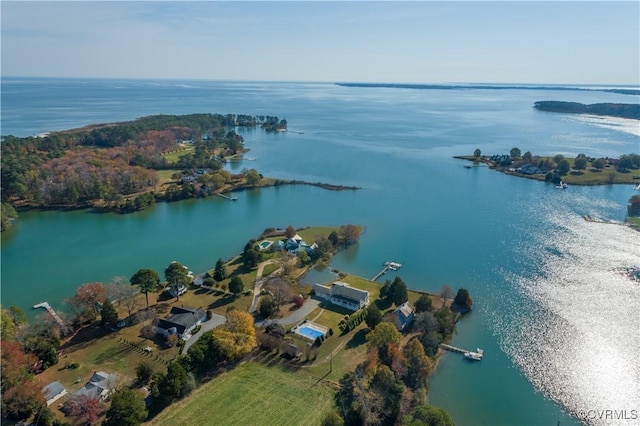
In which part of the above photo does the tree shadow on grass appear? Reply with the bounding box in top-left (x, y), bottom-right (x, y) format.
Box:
top-left (60, 324), bottom-right (110, 350)
top-left (208, 295), bottom-right (234, 310)
top-left (346, 328), bottom-right (368, 349)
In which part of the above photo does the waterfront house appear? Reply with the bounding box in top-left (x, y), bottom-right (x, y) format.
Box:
top-left (285, 234), bottom-right (303, 251)
top-left (41, 381), bottom-right (67, 406)
top-left (517, 164), bottom-right (542, 175)
top-left (69, 371), bottom-right (116, 401)
top-left (393, 301), bottom-right (415, 331)
top-left (313, 281), bottom-right (369, 312)
top-left (156, 306), bottom-right (207, 339)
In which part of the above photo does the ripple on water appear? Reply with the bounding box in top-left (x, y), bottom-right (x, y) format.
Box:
top-left (492, 201), bottom-right (640, 425)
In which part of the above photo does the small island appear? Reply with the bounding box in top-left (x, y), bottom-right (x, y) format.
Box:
top-left (533, 101), bottom-right (640, 119)
top-left (1, 224), bottom-right (470, 425)
top-left (0, 114), bottom-right (359, 231)
top-left (456, 148), bottom-right (640, 186)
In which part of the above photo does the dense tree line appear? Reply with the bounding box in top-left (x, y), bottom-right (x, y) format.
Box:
top-left (1, 113), bottom-right (286, 223)
top-left (533, 101), bottom-right (640, 120)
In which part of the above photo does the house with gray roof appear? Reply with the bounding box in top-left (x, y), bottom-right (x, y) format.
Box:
top-left (313, 281), bottom-right (369, 312)
top-left (70, 371), bottom-right (116, 401)
top-left (41, 381), bottom-right (67, 406)
top-left (393, 301), bottom-right (415, 331)
top-left (156, 306), bottom-right (207, 339)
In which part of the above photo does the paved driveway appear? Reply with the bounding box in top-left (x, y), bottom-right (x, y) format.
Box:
top-left (183, 313), bottom-right (226, 352)
top-left (255, 297), bottom-right (321, 328)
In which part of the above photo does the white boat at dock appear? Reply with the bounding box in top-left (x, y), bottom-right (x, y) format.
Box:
top-left (384, 261), bottom-right (402, 271)
top-left (464, 348), bottom-right (484, 361)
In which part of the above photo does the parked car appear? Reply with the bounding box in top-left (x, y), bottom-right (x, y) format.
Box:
top-left (164, 284), bottom-right (187, 297)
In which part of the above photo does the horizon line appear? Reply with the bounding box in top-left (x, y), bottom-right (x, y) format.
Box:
top-left (2, 75), bottom-right (639, 88)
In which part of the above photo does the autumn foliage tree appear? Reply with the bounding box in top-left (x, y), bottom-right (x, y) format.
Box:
top-left (65, 394), bottom-right (106, 425)
top-left (0, 341), bottom-right (45, 419)
top-left (339, 224), bottom-right (361, 245)
top-left (285, 225), bottom-right (296, 239)
top-left (66, 282), bottom-right (106, 324)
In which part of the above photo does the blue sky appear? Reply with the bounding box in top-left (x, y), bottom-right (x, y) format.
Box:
top-left (1, 1), bottom-right (638, 85)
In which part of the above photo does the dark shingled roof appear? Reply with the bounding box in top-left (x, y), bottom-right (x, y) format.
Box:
top-left (157, 306), bottom-right (206, 335)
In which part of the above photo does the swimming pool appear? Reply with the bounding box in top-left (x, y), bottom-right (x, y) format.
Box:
top-left (295, 322), bottom-right (328, 341)
top-left (258, 240), bottom-right (272, 250)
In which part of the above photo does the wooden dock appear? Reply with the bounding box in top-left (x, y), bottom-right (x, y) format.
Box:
top-left (33, 302), bottom-right (69, 332)
top-left (217, 193), bottom-right (238, 201)
top-left (439, 343), bottom-right (468, 354)
top-left (371, 265), bottom-right (390, 281)
top-left (370, 261), bottom-right (403, 281)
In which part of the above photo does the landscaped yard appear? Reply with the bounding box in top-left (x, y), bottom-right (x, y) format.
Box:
top-left (147, 362), bottom-right (336, 426)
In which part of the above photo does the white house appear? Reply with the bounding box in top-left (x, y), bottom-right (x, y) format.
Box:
top-left (313, 281), bottom-right (369, 312)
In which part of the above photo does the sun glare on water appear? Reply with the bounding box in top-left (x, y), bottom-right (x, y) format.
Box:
top-left (496, 198), bottom-right (640, 425)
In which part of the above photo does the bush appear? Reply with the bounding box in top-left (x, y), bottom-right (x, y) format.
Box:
top-left (136, 362), bottom-right (154, 384)
top-left (67, 362), bottom-right (80, 369)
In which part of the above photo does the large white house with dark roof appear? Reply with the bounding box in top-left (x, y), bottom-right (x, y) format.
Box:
top-left (313, 281), bottom-right (369, 312)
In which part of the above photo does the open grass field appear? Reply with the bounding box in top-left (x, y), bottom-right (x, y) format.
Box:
top-left (35, 320), bottom-right (176, 422)
top-left (161, 145), bottom-right (194, 163)
top-left (147, 362), bottom-right (336, 426)
top-left (156, 169), bottom-right (180, 187)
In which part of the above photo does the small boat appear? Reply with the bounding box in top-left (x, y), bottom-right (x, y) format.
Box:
top-left (555, 181), bottom-right (568, 189)
top-left (385, 261), bottom-right (402, 271)
top-left (464, 164), bottom-right (473, 169)
top-left (464, 348), bottom-right (484, 361)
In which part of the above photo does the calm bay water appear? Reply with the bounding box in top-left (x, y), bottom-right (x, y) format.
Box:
top-left (2, 78), bottom-right (639, 425)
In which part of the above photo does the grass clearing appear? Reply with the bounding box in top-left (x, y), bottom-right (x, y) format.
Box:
top-left (156, 169), bottom-right (180, 187)
top-left (147, 362), bottom-right (336, 426)
top-left (161, 145), bottom-right (194, 163)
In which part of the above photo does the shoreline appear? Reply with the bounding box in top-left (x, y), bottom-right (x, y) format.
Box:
top-left (11, 177), bottom-right (362, 214)
top-left (454, 155), bottom-right (640, 186)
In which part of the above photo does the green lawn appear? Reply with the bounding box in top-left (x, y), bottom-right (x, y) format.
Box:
top-left (161, 145), bottom-right (194, 163)
top-left (156, 169), bottom-right (180, 186)
top-left (148, 362), bottom-right (336, 426)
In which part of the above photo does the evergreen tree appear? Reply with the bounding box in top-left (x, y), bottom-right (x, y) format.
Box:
top-left (364, 303), bottom-right (383, 329)
top-left (100, 298), bottom-right (118, 328)
top-left (104, 388), bottom-right (148, 426)
top-left (414, 293), bottom-right (433, 313)
top-left (213, 258), bottom-right (227, 282)
top-left (229, 276), bottom-right (244, 296)
top-left (130, 268), bottom-right (160, 309)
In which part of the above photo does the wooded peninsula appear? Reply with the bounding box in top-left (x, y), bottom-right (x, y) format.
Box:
top-left (533, 101), bottom-right (640, 119)
top-left (0, 114), bottom-right (359, 231)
